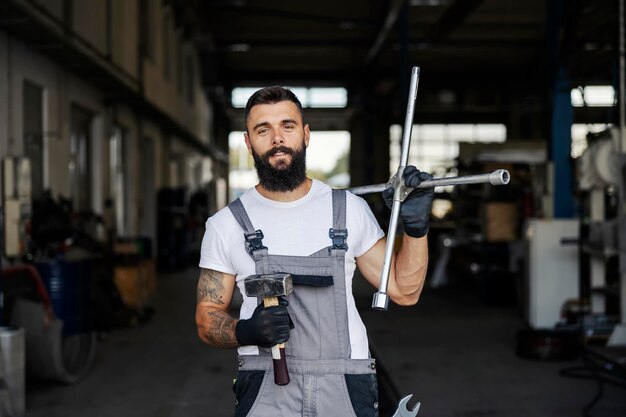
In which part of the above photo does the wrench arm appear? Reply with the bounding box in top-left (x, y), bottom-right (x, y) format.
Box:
top-left (347, 182), bottom-right (390, 195)
top-left (347, 169), bottom-right (510, 197)
top-left (371, 198), bottom-right (401, 309)
top-left (370, 67), bottom-right (421, 310)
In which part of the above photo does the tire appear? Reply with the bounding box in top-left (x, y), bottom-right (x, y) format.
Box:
top-left (59, 331), bottom-right (97, 384)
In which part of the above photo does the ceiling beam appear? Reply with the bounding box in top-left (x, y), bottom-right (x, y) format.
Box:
top-left (217, 38), bottom-right (538, 50)
top-left (220, 67), bottom-right (541, 90)
top-left (203, 4), bottom-right (374, 27)
top-left (424, 0), bottom-right (485, 43)
top-left (365, 0), bottom-right (407, 64)
top-left (219, 69), bottom-right (355, 87)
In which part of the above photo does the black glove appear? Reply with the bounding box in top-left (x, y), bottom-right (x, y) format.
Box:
top-left (235, 297), bottom-right (292, 348)
top-left (382, 166), bottom-right (434, 238)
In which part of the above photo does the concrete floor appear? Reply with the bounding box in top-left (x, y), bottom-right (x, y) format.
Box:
top-left (25, 267), bottom-right (626, 417)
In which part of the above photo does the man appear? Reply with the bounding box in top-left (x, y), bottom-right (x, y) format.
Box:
top-left (196, 86), bottom-right (433, 417)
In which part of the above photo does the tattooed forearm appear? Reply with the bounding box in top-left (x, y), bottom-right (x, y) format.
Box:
top-left (195, 268), bottom-right (238, 348)
top-left (202, 308), bottom-right (239, 348)
top-left (195, 268), bottom-right (239, 348)
top-left (197, 269), bottom-right (226, 304)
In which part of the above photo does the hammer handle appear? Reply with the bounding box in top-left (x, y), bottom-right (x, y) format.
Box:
top-left (263, 297), bottom-right (290, 385)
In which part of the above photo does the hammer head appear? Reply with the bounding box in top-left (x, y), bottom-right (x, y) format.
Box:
top-left (243, 273), bottom-right (293, 298)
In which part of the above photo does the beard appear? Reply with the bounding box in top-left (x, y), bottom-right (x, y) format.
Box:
top-left (252, 143), bottom-right (307, 192)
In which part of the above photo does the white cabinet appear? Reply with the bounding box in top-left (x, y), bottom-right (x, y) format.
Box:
top-left (525, 219), bottom-right (580, 329)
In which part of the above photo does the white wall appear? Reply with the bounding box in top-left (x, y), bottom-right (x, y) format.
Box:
top-left (141, 1), bottom-right (210, 146)
top-left (1, 35), bottom-right (62, 195)
top-left (111, 0), bottom-right (139, 78)
top-left (0, 33), bottom-right (9, 159)
top-left (0, 0), bottom-right (217, 244)
top-left (73, 0), bottom-right (108, 54)
top-left (0, 34), bottom-right (106, 214)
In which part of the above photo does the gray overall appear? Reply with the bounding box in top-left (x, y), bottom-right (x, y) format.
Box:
top-left (228, 190), bottom-right (379, 417)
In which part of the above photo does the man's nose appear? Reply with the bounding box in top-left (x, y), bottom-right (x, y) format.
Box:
top-left (271, 130), bottom-right (285, 145)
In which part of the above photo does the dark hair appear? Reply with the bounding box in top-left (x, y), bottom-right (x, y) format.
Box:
top-left (244, 86), bottom-right (304, 131)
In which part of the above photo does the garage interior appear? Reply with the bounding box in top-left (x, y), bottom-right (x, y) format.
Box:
top-left (1, 0), bottom-right (626, 416)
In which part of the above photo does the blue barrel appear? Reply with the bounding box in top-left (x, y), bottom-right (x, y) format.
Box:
top-left (35, 259), bottom-right (95, 336)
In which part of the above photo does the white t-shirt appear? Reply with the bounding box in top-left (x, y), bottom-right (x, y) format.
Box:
top-left (199, 179), bottom-right (384, 359)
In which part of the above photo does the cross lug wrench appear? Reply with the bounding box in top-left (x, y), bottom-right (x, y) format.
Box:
top-left (347, 66), bottom-right (510, 310)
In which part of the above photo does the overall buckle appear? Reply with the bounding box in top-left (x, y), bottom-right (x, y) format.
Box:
top-left (244, 230), bottom-right (266, 255)
top-left (329, 228), bottom-right (348, 250)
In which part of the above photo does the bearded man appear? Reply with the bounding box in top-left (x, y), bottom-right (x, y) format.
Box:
top-left (195, 86), bottom-right (434, 417)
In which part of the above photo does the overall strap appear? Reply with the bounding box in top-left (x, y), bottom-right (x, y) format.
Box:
top-left (329, 189), bottom-right (348, 251)
top-left (228, 198), bottom-right (267, 257)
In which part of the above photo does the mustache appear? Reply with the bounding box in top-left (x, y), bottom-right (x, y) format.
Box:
top-left (263, 146), bottom-right (295, 159)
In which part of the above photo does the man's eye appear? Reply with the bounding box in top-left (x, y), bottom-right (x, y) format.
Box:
top-left (284, 125), bottom-right (294, 130)
top-left (257, 128), bottom-right (268, 135)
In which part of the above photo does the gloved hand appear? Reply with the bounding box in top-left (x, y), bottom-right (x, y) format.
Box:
top-left (235, 297), bottom-right (292, 348)
top-left (382, 166), bottom-right (434, 238)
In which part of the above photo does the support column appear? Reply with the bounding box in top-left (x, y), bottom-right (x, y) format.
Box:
top-left (349, 89), bottom-right (392, 225)
top-left (550, 67), bottom-right (575, 218)
top-left (349, 93), bottom-right (392, 188)
top-left (547, 0), bottom-right (575, 219)
top-left (609, 0), bottom-right (626, 346)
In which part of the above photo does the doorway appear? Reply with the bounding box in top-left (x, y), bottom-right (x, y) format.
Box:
top-left (23, 80), bottom-right (44, 198)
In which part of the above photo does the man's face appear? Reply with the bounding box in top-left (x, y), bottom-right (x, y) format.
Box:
top-left (244, 101), bottom-right (310, 192)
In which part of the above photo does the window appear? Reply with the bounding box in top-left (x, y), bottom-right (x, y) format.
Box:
top-left (308, 88), bottom-right (347, 108)
top-left (70, 105), bottom-right (93, 212)
top-left (139, 136), bottom-right (157, 240)
top-left (109, 126), bottom-right (127, 236)
top-left (389, 123), bottom-right (507, 177)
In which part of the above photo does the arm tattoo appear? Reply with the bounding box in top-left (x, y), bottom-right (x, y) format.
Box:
top-left (204, 309), bottom-right (239, 348)
top-left (197, 269), bottom-right (239, 348)
top-left (197, 269), bottom-right (226, 305)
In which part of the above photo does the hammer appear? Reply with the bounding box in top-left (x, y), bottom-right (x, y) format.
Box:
top-left (243, 273), bottom-right (293, 385)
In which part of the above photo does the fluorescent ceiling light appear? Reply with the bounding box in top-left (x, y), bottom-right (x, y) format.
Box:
top-left (232, 87), bottom-right (347, 108)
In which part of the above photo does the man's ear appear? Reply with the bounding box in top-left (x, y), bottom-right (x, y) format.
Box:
top-left (244, 132), bottom-right (253, 155)
top-left (304, 124), bottom-right (310, 148)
